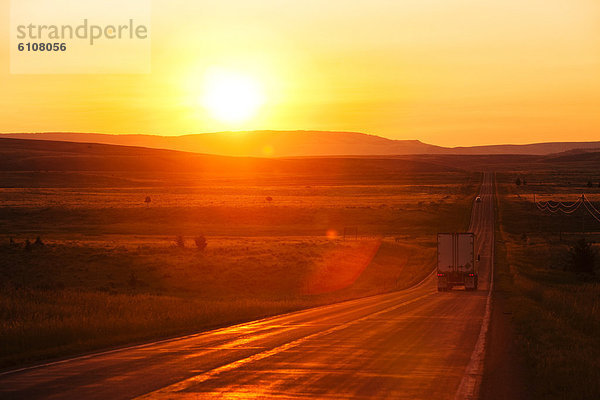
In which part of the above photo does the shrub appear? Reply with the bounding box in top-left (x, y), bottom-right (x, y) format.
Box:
top-left (174, 236), bottom-right (185, 248)
top-left (567, 239), bottom-right (596, 276)
top-left (194, 235), bottom-right (207, 251)
top-left (128, 272), bottom-right (138, 287)
top-left (516, 177), bottom-right (522, 186)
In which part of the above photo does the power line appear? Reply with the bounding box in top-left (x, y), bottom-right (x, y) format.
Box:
top-left (534, 194), bottom-right (600, 221)
top-left (582, 198), bottom-right (600, 223)
top-left (583, 196), bottom-right (600, 218)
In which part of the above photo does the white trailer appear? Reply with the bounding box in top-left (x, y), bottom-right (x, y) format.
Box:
top-left (437, 233), bottom-right (477, 291)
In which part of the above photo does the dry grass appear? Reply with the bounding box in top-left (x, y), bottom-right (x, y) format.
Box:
top-left (0, 170), bottom-right (475, 369)
top-left (0, 288), bottom-right (304, 367)
top-left (0, 236), bottom-right (441, 369)
top-left (496, 177), bottom-right (600, 400)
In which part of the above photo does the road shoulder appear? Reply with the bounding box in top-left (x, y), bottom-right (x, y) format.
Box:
top-left (480, 285), bottom-right (531, 400)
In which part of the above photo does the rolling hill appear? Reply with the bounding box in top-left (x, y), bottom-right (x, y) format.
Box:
top-left (1, 137), bottom-right (599, 188)
top-left (0, 137), bottom-right (466, 188)
top-left (3, 131), bottom-right (600, 157)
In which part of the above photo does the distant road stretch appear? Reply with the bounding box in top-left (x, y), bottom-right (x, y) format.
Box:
top-left (0, 174), bottom-right (496, 400)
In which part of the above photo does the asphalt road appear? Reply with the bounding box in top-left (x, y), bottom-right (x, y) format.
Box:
top-left (0, 173), bottom-right (496, 400)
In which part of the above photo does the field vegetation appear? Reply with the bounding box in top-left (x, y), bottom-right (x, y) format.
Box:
top-left (496, 170), bottom-right (600, 399)
top-left (0, 145), bottom-right (478, 369)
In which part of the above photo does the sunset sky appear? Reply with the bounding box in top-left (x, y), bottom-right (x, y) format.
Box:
top-left (1, 0), bottom-right (599, 147)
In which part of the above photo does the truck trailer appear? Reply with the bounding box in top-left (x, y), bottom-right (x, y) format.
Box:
top-left (437, 233), bottom-right (477, 291)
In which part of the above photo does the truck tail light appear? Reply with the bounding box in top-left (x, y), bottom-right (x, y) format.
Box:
top-left (437, 273), bottom-right (445, 277)
top-left (468, 273), bottom-right (475, 277)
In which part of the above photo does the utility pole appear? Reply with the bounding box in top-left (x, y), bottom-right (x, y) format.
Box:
top-left (559, 225), bottom-right (562, 242)
top-left (581, 194), bottom-right (586, 239)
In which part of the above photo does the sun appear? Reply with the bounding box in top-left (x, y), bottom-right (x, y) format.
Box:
top-left (201, 69), bottom-right (265, 124)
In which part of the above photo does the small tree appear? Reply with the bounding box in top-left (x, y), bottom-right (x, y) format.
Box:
top-left (175, 235), bottom-right (185, 248)
top-left (194, 235), bottom-right (207, 251)
top-left (567, 238), bottom-right (596, 275)
top-left (144, 196), bottom-right (151, 207)
top-left (520, 232), bottom-right (528, 241)
top-left (515, 177), bottom-right (522, 186)
top-left (128, 272), bottom-right (138, 287)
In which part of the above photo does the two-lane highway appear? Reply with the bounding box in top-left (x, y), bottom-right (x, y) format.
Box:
top-left (0, 173), bottom-right (496, 400)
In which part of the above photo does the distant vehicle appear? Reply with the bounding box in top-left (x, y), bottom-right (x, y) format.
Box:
top-left (437, 233), bottom-right (477, 291)
top-left (475, 196), bottom-right (482, 203)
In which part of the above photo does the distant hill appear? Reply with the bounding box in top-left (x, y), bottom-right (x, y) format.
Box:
top-left (0, 131), bottom-right (439, 157)
top-left (2, 137), bottom-right (599, 188)
top-left (2, 131), bottom-right (600, 157)
top-left (449, 142), bottom-right (600, 155)
top-left (0, 137), bottom-right (463, 186)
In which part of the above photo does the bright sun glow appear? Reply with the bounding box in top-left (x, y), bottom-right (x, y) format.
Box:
top-left (201, 69), bottom-right (265, 124)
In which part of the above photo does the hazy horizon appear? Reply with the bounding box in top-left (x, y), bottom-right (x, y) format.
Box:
top-left (2, 129), bottom-right (600, 149)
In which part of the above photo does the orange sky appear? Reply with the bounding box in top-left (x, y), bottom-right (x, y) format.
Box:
top-left (1, 0), bottom-right (600, 147)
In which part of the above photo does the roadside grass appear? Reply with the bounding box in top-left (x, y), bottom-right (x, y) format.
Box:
top-left (496, 179), bottom-right (600, 400)
top-left (0, 236), bottom-right (439, 369)
top-left (0, 289), bottom-right (302, 368)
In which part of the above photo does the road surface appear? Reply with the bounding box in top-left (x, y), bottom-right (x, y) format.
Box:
top-left (0, 174), bottom-right (495, 400)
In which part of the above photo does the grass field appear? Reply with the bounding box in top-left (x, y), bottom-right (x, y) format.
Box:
top-left (496, 172), bottom-right (600, 400)
top-left (0, 165), bottom-right (477, 369)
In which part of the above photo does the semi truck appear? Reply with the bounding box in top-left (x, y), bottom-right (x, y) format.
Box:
top-left (437, 232), bottom-right (477, 291)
